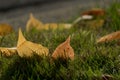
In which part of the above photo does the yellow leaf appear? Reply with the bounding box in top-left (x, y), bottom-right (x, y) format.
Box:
top-left (26, 13), bottom-right (44, 32)
top-left (0, 47), bottom-right (17, 56)
top-left (17, 28), bottom-right (49, 57)
top-left (97, 31), bottom-right (120, 43)
top-left (44, 23), bottom-right (58, 30)
top-left (0, 23), bottom-right (14, 36)
top-left (52, 36), bottom-right (74, 60)
top-left (44, 23), bottom-right (72, 30)
top-left (26, 13), bottom-right (72, 31)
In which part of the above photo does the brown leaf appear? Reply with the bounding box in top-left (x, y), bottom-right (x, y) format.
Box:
top-left (17, 28), bottom-right (49, 57)
top-left (97, 31), bottom-right (120, 43)
top-left (0, 47), bottom-right (17, 56)
top-left (52, 36), bottom-right (74, 60)
top-left (81, 8), bottom-right (105, 16)
top-left (0, 23), bottom-right (14, 36)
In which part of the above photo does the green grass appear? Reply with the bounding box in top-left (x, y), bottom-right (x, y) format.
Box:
top-left (0, 2), bottom-right (120, 80)
top-left (104, 1), bottom-right (120, 31)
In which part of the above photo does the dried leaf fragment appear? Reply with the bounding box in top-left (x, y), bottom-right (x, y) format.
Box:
top-left (97, 31), bottom-right (120, 43)
top-left (26, 13), bottom-right (44, 32)
top-left (26, 13), bottom-right (72, 31)
top-left (81, 8), bottom-right (105, 16)
top-left (0, 47), bottom-right (17, 56)
top-left (44, 23), bottom-right (72, 30)
top-left (52, 36), bottom-right (74, 60)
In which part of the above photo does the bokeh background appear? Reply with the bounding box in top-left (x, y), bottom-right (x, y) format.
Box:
top-left (0, 0), bottom-right (116, 30)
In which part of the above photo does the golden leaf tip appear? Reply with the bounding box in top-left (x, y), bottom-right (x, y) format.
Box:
top-left (30, 13), bottom-right (34, 19)
top-left (17, 28), bottom-right (26, 46)
top-left (65, 36), bottom-right (71, 43)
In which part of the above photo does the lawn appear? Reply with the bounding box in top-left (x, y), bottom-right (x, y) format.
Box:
top-left (0, 2), bottom-right (120, 80)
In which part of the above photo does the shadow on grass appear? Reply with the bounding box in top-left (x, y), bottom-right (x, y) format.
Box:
top-left (0, 54), bottom-right (73, 80)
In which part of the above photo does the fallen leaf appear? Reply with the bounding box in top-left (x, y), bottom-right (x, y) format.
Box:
top-left (0, 23), bottom-right (14, 36)
top-left (26, 13), bottom-right (44, 32)
top-left (81, 8), bottom-right (105, 17)
top-left (73, 15), bottom-right (93, 25)
top-left (0, 28), bottom-right (49, 57)
top-left (0, 47), bottom-right (17, 56)
top-left (62, 23), bottom-right (72, 29)
top-left (26, 13), bottom-right (72, 31)
top-left (44, 23), bottom-right (72, 30)
top-left (73, 8), bottom-right (105, 29)
top-left (97, 31), bottom-right (120, 43)
top-left (17, 28), bottom-right (49, 57)
top-left (52, 36), bottom-right (74, 60)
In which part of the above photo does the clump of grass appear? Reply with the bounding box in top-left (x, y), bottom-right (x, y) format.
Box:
top-left (0, 27), bottom-right (120, 80)
top-left (105, 2), bottom-right (120, 31)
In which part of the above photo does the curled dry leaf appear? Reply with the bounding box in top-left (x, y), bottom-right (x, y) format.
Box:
top-left (73, 15), bottom-right (93, 25)
top-left (81, 8), bottom-right (105, 16)
top-left (17, 28), bottom-right (49, 57)
top-left (73, 8), bottom-right (105, 29)
top-left (0, 23), bottom-right (14, 36)
top-left (0, 47), bottom-right (17, 56)
top-left (81, 8), bottom-right (105, 29)
top-left (52, 36), bottom-right (74, 60)
top-left (26, 13), bottom-right (44, 32)
top-left (97, 31), bottom-right (120, 43)
top-left (26, 13), bottom-right (72, 31)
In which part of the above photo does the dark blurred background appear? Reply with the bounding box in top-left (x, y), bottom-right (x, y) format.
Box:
top-left (0, 0), bottom-right (64, 11)
top-left (0, 0), bottom-right (115, 29)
